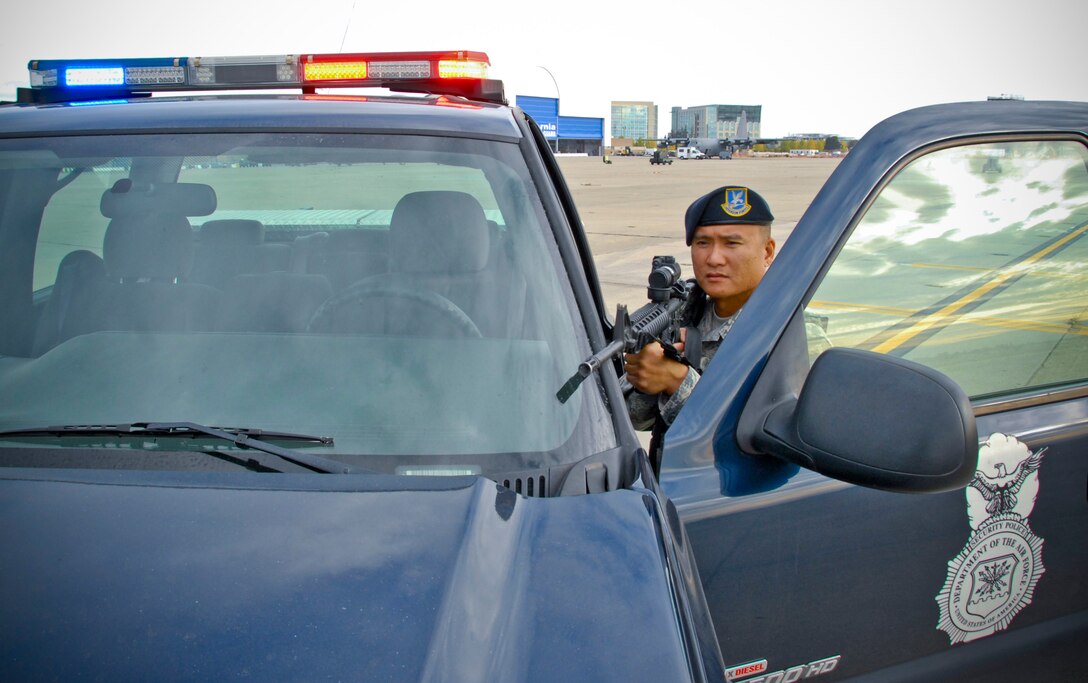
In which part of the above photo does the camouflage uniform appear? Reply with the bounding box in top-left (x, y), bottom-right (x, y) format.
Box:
top-left (628, 303), bottom-right (833, 428)
top-left (627, 297), bottom-right (737, 431)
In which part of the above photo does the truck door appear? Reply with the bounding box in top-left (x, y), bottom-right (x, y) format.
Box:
top-left (663, 103), bottom-right (1087, 681)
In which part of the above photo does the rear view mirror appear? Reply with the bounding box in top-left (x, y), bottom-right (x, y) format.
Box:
top-left (750, 348), bottom-right (978, 493)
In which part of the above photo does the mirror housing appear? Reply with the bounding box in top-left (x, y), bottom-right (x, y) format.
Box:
top-left (749, 348), bottom-right (978, 493)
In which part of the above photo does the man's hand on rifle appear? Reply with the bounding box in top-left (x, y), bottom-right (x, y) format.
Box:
top-left (624, 329), bottom-right (689, 396)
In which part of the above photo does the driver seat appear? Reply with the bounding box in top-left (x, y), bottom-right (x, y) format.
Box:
top-left (385, 191), bottom-right (508, 336)
top-left (309, 191), bottom-right (501, 337)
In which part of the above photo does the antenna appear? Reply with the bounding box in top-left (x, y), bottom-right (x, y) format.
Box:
top-left (338, 0), bottom-right (357, 52)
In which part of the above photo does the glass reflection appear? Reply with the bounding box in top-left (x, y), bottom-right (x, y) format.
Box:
top-left (807, 140), bottom-right (1088, 398)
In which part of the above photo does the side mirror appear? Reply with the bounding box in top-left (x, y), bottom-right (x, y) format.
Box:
top-left (750, 348), bottom-right (978, 493)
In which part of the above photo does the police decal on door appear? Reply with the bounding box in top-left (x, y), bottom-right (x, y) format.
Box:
top-left (936, 434), bottom-right (1047, 644)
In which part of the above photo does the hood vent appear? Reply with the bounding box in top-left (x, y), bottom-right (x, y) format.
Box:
top-left (500, 472), bottom-right (548, 498)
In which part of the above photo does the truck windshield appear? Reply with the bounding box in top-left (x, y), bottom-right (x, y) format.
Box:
top-left (0, 132), bottom-right (616, 475)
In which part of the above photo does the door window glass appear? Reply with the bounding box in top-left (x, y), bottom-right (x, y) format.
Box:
top-left (806, 140), bottom-right (1088, 399)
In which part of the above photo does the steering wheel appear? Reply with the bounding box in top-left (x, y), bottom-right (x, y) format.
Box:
top-left (307, 280), bottom-right (482, 338)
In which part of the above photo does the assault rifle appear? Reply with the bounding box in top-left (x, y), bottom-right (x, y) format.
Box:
top-left (557, 256), bottom-right (693, 404)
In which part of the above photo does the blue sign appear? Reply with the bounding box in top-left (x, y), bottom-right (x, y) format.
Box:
top-left (516, 95), bottom-right (558, 139)
top-left (559, 116), bottom-right (603, 139)
top-left (516, 96), bottom-right (603, 141)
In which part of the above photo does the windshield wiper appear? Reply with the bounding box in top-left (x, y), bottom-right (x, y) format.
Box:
top-left (0, 422), bottom-right (363, 474)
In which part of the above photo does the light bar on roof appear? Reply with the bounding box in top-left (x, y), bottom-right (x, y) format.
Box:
top-left (24, 51), bottom-right (503, 104)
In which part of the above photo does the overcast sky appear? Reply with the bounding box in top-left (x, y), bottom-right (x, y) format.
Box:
top-left (3, 0), bottom-right (1085, 139)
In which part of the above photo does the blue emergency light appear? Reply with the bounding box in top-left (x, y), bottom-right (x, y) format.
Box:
top-left (64, 67), bottom-right (124, 87)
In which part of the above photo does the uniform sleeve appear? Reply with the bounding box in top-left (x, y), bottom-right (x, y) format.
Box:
top-left (657, 365), bottom-right (699, 426)
top-left (626, 389), bottom-right (659, 431)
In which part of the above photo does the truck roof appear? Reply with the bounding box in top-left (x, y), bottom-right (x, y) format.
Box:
top-left (0, 94), bottom-right (524, 140)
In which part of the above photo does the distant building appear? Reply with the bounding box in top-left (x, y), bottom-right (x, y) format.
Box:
top-left (670, 104), bottom-right (762, 140)
top-left (516, 95), bottom-right (604, 155)
top-left (610, 101), bottom-right (658, 144)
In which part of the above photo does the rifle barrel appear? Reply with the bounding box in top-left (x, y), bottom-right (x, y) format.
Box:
top-left (578, 339), bottom-right (624, 377)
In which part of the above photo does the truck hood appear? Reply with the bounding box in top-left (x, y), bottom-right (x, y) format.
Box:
top-left (0, 470), bottom-right (692, 682)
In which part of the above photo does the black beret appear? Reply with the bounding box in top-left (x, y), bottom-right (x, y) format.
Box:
top-left (684, 186), bottom-right (774, 245)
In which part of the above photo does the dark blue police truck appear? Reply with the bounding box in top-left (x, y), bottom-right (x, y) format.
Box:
top-left (0, 51), bottom-right (1083, 681)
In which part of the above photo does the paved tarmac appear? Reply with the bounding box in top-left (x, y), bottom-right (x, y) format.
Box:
top-left (556, 155), bottom-right (841, 311)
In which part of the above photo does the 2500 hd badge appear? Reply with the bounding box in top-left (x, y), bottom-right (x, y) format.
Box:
top-left (726, 655), bottom-right (840, 682)
top-left (0, 53), bottom-right (1084, 681)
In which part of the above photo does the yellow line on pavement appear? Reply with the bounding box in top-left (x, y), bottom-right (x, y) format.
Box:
top-left (871, 222), bottom-right (1088, 353)
top-left (810, 300), bottom-right (1087, 337)
top-left (910, 262), bottom-right (1088, 281)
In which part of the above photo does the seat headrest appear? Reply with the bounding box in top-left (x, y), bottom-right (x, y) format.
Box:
top-left (103, 216), bottom-right (195, 281)
top-left (100, 180), bottom-right (217, 219)
top-left (390, 191), bottom-right (490, 273)
top-left (197, 219), bottom-right (264, 246)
